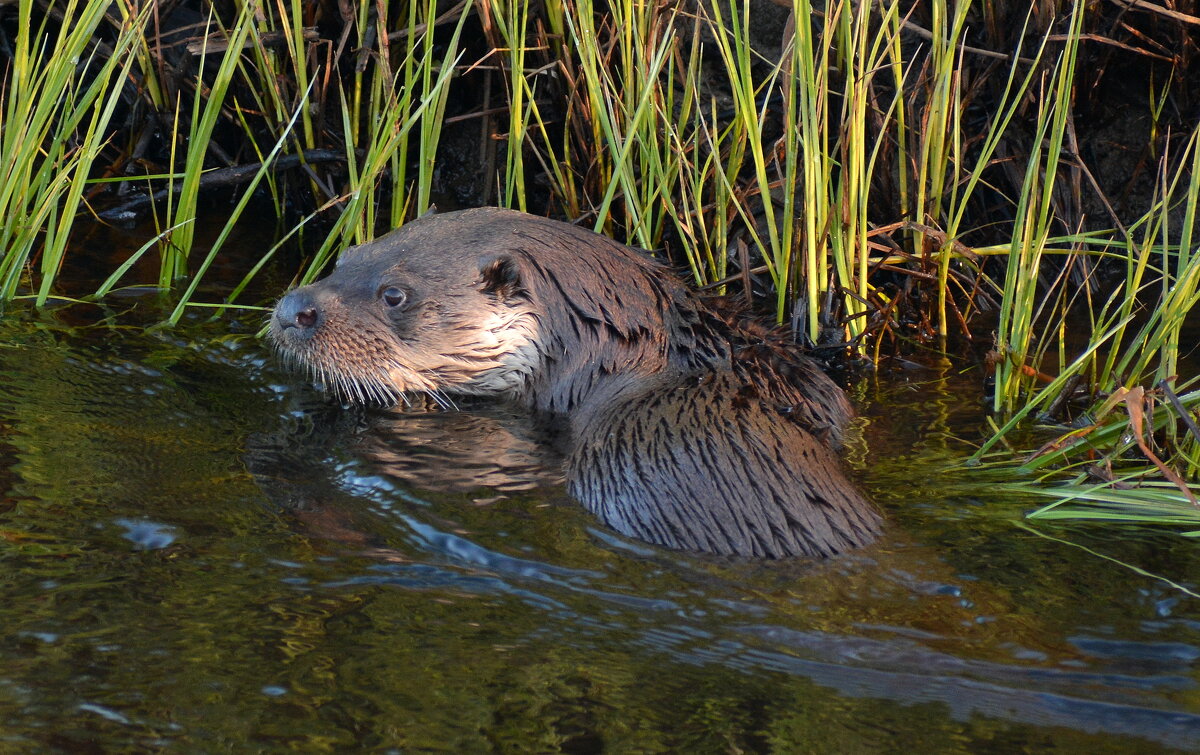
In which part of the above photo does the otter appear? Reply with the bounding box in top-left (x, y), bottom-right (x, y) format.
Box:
top-left (269, 207), bottom-right (881, 558)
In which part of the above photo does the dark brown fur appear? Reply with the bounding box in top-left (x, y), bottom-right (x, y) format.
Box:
top-left (270, 207), bottom-right (881, 558)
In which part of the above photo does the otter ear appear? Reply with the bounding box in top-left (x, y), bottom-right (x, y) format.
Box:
top-left (479, 254), bottom-right (525, 299)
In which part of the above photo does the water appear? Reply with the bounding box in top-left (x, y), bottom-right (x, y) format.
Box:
top-left (0, 303), bottom-right (1197, 752)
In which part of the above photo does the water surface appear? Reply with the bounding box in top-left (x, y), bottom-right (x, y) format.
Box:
top-left (0, 304), bottom-right (1197, 752)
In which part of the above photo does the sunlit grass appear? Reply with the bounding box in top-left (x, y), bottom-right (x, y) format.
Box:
top-left (0, 0), bottom-right (145, 304)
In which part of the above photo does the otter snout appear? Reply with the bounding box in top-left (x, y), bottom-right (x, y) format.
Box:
top-left (273, 288), bottom-right (322, 337)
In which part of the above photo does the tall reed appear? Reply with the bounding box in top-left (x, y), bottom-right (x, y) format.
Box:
top-left (0, 0), bottom-right (145, 304)
top-left (977, 126), bottom-right (1200, 458)
top-left (163, 4), bottom-right (259, 286)
top-left (99, 0), bottom-right (472, 301)
top-left (989, 2), bottom-right (1085, 414)
top-left (291, 0), bottom-right (474, 285)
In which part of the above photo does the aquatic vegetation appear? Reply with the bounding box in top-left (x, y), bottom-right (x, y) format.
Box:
top-left (0, 0), bottom-right (145, 305)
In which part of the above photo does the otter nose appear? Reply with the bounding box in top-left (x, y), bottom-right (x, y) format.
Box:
top-left (274, 288), bottom-right (321, 332)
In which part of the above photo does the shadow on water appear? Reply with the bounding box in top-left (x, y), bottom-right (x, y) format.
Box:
top-left (0, 303), bottom-right (1198, 752)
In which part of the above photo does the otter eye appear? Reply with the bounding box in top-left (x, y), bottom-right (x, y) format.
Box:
top-left (380, 286), bottom-right (407, 308)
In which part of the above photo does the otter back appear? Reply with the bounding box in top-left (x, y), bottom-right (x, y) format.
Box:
top-left (269, 207), bottom-right (882, 559)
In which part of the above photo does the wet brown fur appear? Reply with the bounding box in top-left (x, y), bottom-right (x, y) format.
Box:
top-left (270, 207), bottom-right (882, 558)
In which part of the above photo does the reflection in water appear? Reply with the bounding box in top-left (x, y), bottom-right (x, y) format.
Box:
top-left (0, 313), bottom-right (1197, 751)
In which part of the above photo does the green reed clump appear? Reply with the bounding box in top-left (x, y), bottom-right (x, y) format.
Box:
top-left (989, 2), bottom-right (1085, 416)
top-left (0, 0), bottom-right (472, 308)
top-left (498, 0), bottom-right (916, 337)
top-left (293, 0), bottom-right (474, 282)
top-left (181, 0), bottom-right (472, 307)
top-left (163, 3), bottom-right (258, 287)
top-left (975, 124), bottom-right (1200, 523)
top-left (0, 0), bottom-right (145, 305)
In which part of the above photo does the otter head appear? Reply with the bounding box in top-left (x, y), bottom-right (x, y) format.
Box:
top-left (269, 214), bottom-right (541, 406)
